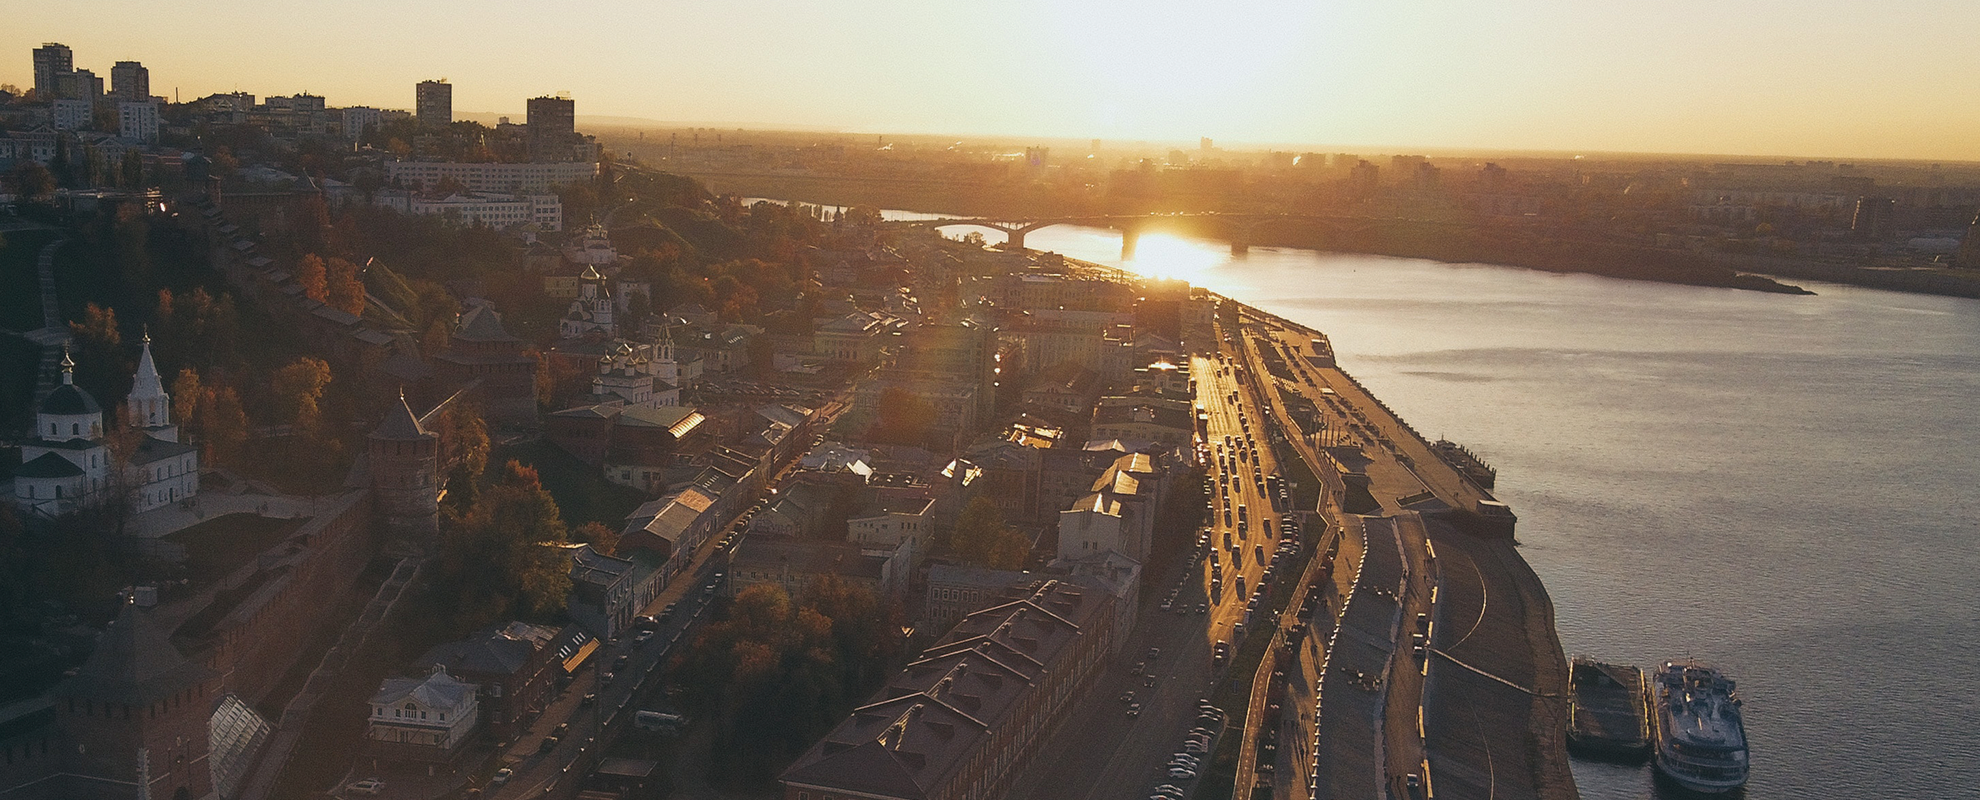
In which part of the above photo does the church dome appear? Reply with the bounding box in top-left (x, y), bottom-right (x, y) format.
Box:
top-left (40, 382), bottom-right (102, 416)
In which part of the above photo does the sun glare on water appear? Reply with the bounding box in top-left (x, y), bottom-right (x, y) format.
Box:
top-left (1119, 233), bottom-right (1231, 282)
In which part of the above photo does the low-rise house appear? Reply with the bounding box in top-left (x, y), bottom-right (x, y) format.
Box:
top-left (847, 496), bottom-right (936, 568)
top-left (367, 666), bottom-right (480, 762)
top-left (567, 545), bottom-right (637, 638)
top-left (618, 486), bottom-right (723, 580)
top-left (412, 622), bottom-right (561, 742)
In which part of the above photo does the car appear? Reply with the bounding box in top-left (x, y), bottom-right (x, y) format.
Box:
top-left (349, 778), bottom-right (385, 795)
top-left (1168, 767), bottom-right (1197, 780)
top-left (1197, 603), bottom-right (1208, 614)
top-left (1126, 702), bottom-right (1142, 717)
top-left (580, 692), bottom-right (597, 706)
top-left (661, 602), bottom-right (678, 620)
top-left (634, 630), bottom-right (654, 645)
top-left (491, 767), bottom-right (514, 786)
top-left (1144, 675), bottom-right (1157, 687)
top-left (1152, 786), bottom-right (1187, 799)
top-left (612, 654), bottom-right (631, 671)
top-left (551, 722), bottom-right (570, 737)
top-left (1120, 691), bottom-right (1135, 703)
top-left (701, 583), bottom-right (717, 598)
top-left (601, 671), bottom-right (616, 684)
top-left (633, 615), bottom-right (660, 630)
top-left (538, 735), bottom-right (561, 753)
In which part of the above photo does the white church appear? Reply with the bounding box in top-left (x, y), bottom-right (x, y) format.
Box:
top-left (12, 334), bottom-right (200, 517)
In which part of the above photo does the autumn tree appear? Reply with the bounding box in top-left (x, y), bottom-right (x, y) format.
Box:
top-left (198, 384), bottom-right (249, 467)
top-left (326, 257), bottom-right (366, 317)
top-left (154, 288), bottom-right (241, 371)
top-left (68, 303), bottom-right (128, 404)
top-left (295, 254), bottom-right (328, 303)
top-left (437, 402), bottom-right (490, 515)
top-left (574, 521), bottom-right (620, 557)
top-left (270, 357), bottom-right (333, 434)
top-left (169, 369), bottom-right (201, 437)
top-left (11, 161), bottom-right (54, 203)
top-left (950, 496), bottom-right (1031, 570)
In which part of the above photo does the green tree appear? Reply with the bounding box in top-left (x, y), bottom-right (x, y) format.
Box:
top-left (868, 386), bottom-right (937, 446)
top-left (433, 461), bottom-right (573, 633)
top-left (950, 496), bottom-right (1030, 570)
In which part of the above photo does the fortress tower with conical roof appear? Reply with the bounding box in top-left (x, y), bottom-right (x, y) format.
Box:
top-left (368, 390), bottom-right (440, 537)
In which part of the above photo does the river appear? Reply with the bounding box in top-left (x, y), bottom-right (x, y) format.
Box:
top-left (895, 215), bottom-right (1980, 799)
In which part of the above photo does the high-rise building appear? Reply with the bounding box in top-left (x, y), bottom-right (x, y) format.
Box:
top-left (56, 67), bottom-right (103, 101)
top-left (1957, 210), bottom-right (1980, 270)
top-left (416, 79), bottom-right (452, 125)
top-left (111, 60), bottom-right (149, 102)
top-left (527, 95), bottom-right (576, 162)
top-left (32, 42), bottom-right (71, 100)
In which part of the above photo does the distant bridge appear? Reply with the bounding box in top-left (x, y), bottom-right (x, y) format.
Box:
top-left (894, 212), bottom-right (1388, 257)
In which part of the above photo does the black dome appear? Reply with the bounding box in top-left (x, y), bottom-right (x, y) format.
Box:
top-left (40, 384), bottom-right (102, 416)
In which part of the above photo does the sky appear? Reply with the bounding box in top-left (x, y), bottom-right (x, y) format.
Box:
top-left (10, 0), bottom-right (1980, 161)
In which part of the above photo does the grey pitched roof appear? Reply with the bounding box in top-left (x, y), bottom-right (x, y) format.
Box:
top-left (59, 602), bottom-right (217, 705)
top-left (371, 668), bottom-right (475, 709)
top-left (130, 434), bottom-right (199, 464)
top-left (16, 451), bottom-right (84, 478)
top-left (372, 392), bottom-right (431, 440)
top-left (455, 304), bottom-right (518, 342)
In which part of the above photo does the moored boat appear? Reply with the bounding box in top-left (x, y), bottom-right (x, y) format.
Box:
top-left (1651, 660), bottom-right (1749, 793)
top-left (1567, 656), bottom-right (1650, 762)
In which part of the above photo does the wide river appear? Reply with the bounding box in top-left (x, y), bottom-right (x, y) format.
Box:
top-left (868, 211), bottom-right (1980, 799)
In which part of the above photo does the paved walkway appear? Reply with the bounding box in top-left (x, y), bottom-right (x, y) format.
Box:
top-left (24, 236), bottom-right (70, 406)
top-left (239, 557), bottom-right (425, 800)
top-left (127, 478), bottom-right (319, 539)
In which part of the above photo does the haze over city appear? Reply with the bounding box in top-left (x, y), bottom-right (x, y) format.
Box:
top-left (9, 0), bottom-right (1980, 160)
top-left (3, 5), bottom-right (1978, 800)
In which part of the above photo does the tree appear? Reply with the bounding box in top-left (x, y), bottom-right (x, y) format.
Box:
top-left (68, 304), bottom-right (127, 404)
top-left (119, 149), bottom-right (144, 189)
top-left (432, 460), bottom-right (573, 632)
top-left (11, 161), bottom-right (55, 202)
top-left (198, 384), bottom-right (249, 467)
top-left (170, 368), bottom-right (201, 437)
top-left (574, 521), bottom-right (620, 557)
top-left (868, 386), bottom-right (936, 446)
top-left (950, 496), bottom-right (1030, 570)
top-left (295, 254), bottom-right (328, 303)
top-left (270, 357), bottom-right (333, 434)
top-left (326, 257), bottom-right (366, 316)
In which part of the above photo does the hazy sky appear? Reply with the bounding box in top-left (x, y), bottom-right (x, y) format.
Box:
top-left (11, 1), bottom-right (1980, 160)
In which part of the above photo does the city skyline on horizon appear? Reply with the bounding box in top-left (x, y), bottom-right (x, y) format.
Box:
top-left (9, 1), bottom-right (1980, 162)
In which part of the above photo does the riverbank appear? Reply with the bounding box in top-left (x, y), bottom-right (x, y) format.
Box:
top-left (689, 172), bottom-right (1980, 299)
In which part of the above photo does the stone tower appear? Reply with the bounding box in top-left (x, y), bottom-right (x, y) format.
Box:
top-left (53, 599), bottom-right (220, 800)
top-left (1957, 209), bottom-right (1980, 270)
top-left (368, 390), bottom-right (440, 537)
top-left (126, 328), bottom-right (178, 442)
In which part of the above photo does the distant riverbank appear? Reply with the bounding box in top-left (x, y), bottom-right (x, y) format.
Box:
top-left (691, 170), bottom-right (1977, 299)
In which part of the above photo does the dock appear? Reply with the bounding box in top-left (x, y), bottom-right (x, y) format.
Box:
top-left (1567, 657), bottom-right (1651, 762)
